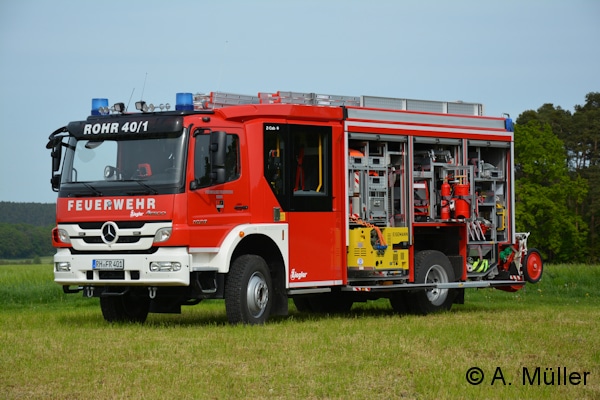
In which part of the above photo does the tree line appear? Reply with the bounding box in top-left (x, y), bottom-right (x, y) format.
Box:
top-left (0, 223), bottom-right (54, 260)
top-left (0, 202), bottom-right (55, 259)
top-left (515, 92), bottom-right (599, 263)
top-left (1, 93), bottom-right (598, 263)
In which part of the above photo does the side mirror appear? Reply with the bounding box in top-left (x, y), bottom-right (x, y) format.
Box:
top-left (51, 174), bottom-right (61, 191)
top-left (47, 126), bottom-right (68, 191)
top-left (51, 143), bottom-right (62, 172)
top-left (209, 131), bottom-right (227, 184)
top-left (50, 141), bottom-right (63, 191)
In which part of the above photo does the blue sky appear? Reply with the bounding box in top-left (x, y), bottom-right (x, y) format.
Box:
top-left (1, 0), bottom-right (598, 203)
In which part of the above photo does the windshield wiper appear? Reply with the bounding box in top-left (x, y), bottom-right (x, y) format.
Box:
top-left (123, 180), bottom-right (159, 195)
top-left (81, 182), bottom-right (103, 196)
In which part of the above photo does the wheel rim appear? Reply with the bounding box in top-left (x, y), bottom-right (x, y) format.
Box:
top-left (246, 271), bottom-right (269, 318)
top-left (526, 252), bottom-right (542, 281)
top-left (424, 264), bottom-right (449, 306)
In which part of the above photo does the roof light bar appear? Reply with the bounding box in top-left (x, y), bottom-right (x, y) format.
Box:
top-left (113, 102), bottom-right (126, 113)
top-left (135, 101), bottom-right (147, 112)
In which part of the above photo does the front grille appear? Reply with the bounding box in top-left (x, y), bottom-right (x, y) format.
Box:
top-left (69, 247), bottom-right (159, 255)
top-left (81, 236), bottom-right (143, 244)
top-left (60, 220), bottom-right (171, 253)
top-left (78, 221), bottom-right (149, 229)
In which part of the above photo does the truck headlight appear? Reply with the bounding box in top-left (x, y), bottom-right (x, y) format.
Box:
top-left (55, 229), bottom-right (71, 244)
top-left (55, 262), bottom-right (71, 272)
top-left (153, 227), bottom-right (172, 243)
top-left (149, 262), bottom-right (181, 272)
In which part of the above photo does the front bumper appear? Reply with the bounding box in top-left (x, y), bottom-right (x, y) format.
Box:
top-left (53, 247), bottom-right (192, 286)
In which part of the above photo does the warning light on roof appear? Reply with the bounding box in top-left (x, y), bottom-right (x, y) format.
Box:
top-left (503, 113), bottom-right (514, 132)
top-left (176, 92), bottom-right (194, 111)
top-left (91, 98), bottom-right (108, 116)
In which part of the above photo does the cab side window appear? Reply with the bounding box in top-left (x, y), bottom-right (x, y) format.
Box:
top-left (264, 123), bottom-right (332, 211)
top-left (194, 131), bottom-right (240, 188)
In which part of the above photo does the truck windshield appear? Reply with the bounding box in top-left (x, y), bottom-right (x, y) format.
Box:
top-left (59, 133), bottom-right (187, 196)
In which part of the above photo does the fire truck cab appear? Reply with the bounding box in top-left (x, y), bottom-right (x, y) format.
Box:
top-left (47, 91), bottom-right (543, 324)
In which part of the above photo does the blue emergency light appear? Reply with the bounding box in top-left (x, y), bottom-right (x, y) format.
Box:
top-left (505, 118), bottom-right (514, 132)
top-left (503, 114), bottom-right (514, 132)
top-left (176, 93), bottom-right (194, 111)
top-left (91, 98), bottom-right (109, 115)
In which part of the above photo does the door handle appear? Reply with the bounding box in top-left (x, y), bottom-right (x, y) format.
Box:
top-left (234, 204), bottom-right (248, 211)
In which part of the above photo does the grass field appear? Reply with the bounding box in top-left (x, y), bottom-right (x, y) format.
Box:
top-left (1, 264), bottom-right (598, 399)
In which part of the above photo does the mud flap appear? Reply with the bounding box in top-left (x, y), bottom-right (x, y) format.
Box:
top-left (454, 288), bottom-right (465, 304)
top-left (448, 255), bottom-right (464, 281)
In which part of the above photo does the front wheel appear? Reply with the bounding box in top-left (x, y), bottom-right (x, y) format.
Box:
top-left (409, 250), bottom-right (456, 315)
top-left (523, 248), bottom-right (543, 283)
top-left (225, 255), bottom-right (272, 324)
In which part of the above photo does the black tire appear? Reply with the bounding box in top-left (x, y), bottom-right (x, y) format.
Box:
top-left (410, 250), bottom-right (456, 315)
top-left (294, 293), bottom-right (353, 314)
top-left (100, 289), bottom-right (150, 323)
top-left (389, 292), bottom-right (412, 314)
top-left (523, 248), bottom-right (543, 284)
top-left (292, 296), bottom-right (313, 312)
top-left (225, 255), bottom-right (272, 324)
top-left (317, 293), bottom-right (353, 314)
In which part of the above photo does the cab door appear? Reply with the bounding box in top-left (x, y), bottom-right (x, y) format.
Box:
top-left (263, 123), bottom-right (345, 287)
top-left (187, 127), bottom-right (250, 249)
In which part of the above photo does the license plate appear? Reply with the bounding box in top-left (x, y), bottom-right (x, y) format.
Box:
top-left (92, 259), bottom-right (124, 270)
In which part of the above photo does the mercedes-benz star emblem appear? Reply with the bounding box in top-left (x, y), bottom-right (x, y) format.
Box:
top-left (101, 221), bottom-right (119, 244)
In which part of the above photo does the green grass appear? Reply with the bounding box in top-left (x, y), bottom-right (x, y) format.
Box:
top-left (0, 264), bottom-right (598, 399)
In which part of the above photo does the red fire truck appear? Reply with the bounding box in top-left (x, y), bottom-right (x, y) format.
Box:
top-left (47, 90), bottom-right (543, 324)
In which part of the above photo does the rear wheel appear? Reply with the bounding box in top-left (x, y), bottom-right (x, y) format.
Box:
top-left (410, 250), bottom-right (456, 315)
top-left (100, 288), bottom-right (150, 323)
top-left (523, 248), bottom-right (543, 283)
top-left (225, 255), bottom-right (272, 324)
